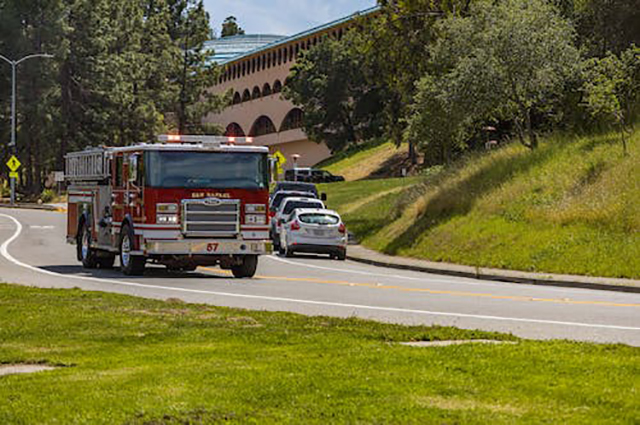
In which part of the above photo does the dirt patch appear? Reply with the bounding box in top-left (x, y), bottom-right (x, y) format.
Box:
top-left (400, 340), bottom-right (517, 347)
top-left (0, 364), bottom-right (58, 376)
top-left (415, 395), bottom-right (525, 415)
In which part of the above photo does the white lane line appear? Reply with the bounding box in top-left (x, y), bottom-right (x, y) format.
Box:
top-left (1, 212), bottom-right (639, 332)
top-left (29, 225), bottom-right (55, 230)
top-left (266, 255), bottom-right (596, 295)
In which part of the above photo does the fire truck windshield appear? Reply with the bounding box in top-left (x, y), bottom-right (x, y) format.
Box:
top-left (145, 151), bottom-right (269, 189)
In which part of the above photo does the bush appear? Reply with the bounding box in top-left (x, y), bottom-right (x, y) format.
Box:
top-left (40, 189), bottom-right (57, 203)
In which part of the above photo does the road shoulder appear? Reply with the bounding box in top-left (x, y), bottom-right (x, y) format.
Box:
top-left (347, 245), bottom-right (640, 294)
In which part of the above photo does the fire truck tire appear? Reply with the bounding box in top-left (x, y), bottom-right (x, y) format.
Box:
top-left (119, 224), bottom-right (146, 276)
top-left (78, 221), bottom-right (98, 269)
top-left (231, 255), bottom-right (258, 278)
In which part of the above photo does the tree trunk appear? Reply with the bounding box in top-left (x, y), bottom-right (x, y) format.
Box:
top-left (525, 109), bottom-right (537, 149)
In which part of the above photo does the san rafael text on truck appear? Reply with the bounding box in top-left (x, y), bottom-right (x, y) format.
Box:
top-left (65, 135), bottom-right (272, 277)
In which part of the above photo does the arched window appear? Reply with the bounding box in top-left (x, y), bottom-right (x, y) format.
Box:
top-left (263, 83), bottom-right (272, 96)
top-left (295, 44), bottom-right (300, 56)
top-left (280, 108), bottom-right (304, 132)
top-left (242, 89), bottom-right (251, 102)
top-left (224, 123), bottom-right (245, 137)
top-left (232, 92), bottom-right (242, 105)
top-left (252, 86), bottom-right (261, 99)
top-left (273, 80), bottom-right (282, 93)
top-left (242, 62), bottom-right (246, 76)
top-left (249, 116), bottom-right (277, 137)
top-left (277, 49), bottom-right (282, 65)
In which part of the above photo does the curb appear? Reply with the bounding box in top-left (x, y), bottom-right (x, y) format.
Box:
top-left (0, 203), bottom-right (59, 212)
top-left (346, 247), bottom-right (640, 294)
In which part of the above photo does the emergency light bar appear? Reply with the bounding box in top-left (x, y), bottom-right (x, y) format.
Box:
top-left (158, 135), bottom-right (254, 144)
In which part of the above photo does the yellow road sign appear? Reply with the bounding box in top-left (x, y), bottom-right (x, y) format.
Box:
top-left (9, 171), bottom-right (18, 179)
top-left (274, 151), bottom-right (287, 174)
top-left (6, 155), bottom-right (21, 172)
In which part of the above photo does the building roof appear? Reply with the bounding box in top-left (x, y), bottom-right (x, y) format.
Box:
top-left (205, 34), bottom-right (287, 64)
top-left (210, 5), bottom-right (381, 66)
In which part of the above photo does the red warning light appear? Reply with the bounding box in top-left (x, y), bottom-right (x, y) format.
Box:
top-left (168, 135), bottom-right (181, 142)
top-left (246, 137), bottom-right (254, 144)
top-left (228, 136), bottom-right (236, 144)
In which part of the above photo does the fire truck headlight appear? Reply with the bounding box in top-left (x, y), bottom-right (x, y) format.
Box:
top-left (246, 204), bottom-right (266, 213)
top-left (245, 214), bottom-right (267, 225)
top-left (157, 214), bottom-right (179, 224)
top-left (157, 203), bottom-right (178, 213)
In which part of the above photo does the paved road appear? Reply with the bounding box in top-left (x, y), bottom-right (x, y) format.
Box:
top-left (1, 208), bottom-right (640, 346)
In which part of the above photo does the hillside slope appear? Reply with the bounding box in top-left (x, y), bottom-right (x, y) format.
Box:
top-left (317, 141), bottom-right (409, 181)
top-left (320, 129), bottom-right (640, 279)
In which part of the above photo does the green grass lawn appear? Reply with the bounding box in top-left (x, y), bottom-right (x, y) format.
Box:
top-left (1, 284), bottom-right (639, 424)
top-left (320, 129), bottom-right (640, 279)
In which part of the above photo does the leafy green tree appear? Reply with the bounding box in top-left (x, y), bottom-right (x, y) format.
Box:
top-left (168, 0), bottom-right (224, 134)
top-left (405, 75), bottom-right (472, 164)
top-left (427, 0), bottom-right (579, 150)
top-left (573, 0), bottom-right (640, 57)
top-left (221, 16), bottom-right (245, 38)
top-left (581, 46), bottom-right (640, 155)
top-left (362, 0), bottom-right (475, 163)
top-left (284, 33), bottom-right (385, 152)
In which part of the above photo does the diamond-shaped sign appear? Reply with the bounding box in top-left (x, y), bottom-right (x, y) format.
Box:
top-left (6, 155), bottom-right (21, 172)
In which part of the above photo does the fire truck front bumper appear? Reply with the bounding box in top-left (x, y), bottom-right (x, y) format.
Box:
top-left (144, 239), bottom-right (272, 256)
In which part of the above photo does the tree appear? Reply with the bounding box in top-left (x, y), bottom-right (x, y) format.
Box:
top-left (426, 0), bottom-right (579, 150)
top-left (405, 75), bottom-right (472, 165)
top-left (362, 0), bottom-right (474, 164)
top-left (581, 46), bottom-right (640, 155)
top-left (284, 33), bottom-right (385, 152)
top-left (221, 16), bottom-right (245, 38)
top-left (573, 0), bottom-right (640, 58)
top-left (169, 0), bottom-right (225, 134)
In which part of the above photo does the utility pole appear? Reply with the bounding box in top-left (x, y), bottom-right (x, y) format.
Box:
top-left (0, 53), bottom-right (54, 205)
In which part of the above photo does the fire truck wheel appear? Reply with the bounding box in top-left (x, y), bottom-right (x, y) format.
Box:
top-left (119, 224), bottom-right (146, 276)
top-left (231, 255), bottom-right (258, 278)
top-left (78, 221), bottom-right (98, 269)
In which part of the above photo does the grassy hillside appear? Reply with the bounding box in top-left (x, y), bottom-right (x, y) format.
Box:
top-left (317, 141), bottom-right (409, 181)
top-left (320, 129), bottom-right (640, 279)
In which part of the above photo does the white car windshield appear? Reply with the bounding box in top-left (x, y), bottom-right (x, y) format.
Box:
top-left (299, 213), bottom-right (339, 225)
top-left (283, 201), bottom-right (323, 215)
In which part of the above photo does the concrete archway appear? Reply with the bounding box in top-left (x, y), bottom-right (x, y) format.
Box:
top-left (249, 115), bottom-right (277, 137)
top-left (224, 122), bottom-right (245, 137)
top-left (280, 108), bottom-right (304, 132)
top-left (252, 86), bottom-right (261, 99)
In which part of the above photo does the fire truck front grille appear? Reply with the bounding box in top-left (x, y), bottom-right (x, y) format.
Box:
top-left (182, 199), bottom-right (240, 238)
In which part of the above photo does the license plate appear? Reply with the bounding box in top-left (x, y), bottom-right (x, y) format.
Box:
top-left (312, 229), bottom-right (325, 236)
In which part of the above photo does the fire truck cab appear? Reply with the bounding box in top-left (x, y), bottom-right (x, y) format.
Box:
top-left (65, 135), bottom-right (272, 277)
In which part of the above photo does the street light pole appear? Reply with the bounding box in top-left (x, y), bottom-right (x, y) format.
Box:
top-left (0, 53), bottom-right (54, 205)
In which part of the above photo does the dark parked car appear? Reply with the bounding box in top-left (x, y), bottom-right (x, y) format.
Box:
top-left (285, 168), bottom-right (345, 183)
top-left (272, 181), bottom-right (319, 198)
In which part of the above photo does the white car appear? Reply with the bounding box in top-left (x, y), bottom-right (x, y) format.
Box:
top-left (279, 208), bottom-right (347, 260)
top-left (273, 197), bottom-right (325, 247)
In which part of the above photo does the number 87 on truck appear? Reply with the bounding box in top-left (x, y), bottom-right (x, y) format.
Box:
top-left (65, 135), bottom-right (272, 278)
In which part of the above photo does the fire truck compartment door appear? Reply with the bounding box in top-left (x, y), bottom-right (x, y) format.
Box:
top-left (145, 240), bottom-right (272, 255)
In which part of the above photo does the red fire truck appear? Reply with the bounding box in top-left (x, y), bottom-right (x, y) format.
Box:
top-left (65, 135), bottom-right (272, 277)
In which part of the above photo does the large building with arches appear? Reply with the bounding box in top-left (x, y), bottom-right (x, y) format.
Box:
top-left (203, 6), bottom-right (378, 167)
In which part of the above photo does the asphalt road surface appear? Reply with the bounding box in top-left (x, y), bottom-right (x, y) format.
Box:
top-left (1, 208), bottom-right (639, 346)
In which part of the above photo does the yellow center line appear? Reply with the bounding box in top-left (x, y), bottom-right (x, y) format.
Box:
top-left (198, 267), bottom-right (640, 308)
